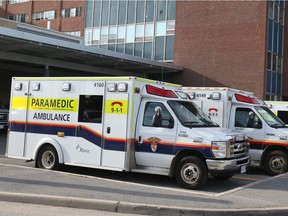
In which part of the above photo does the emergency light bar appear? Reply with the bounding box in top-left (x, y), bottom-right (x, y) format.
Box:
top-left (146, 85), bottom-right (178, 98)
top-left (235, 94), bottom-right (260, 104)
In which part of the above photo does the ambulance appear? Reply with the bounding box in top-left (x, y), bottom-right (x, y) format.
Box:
top-left (183, 87), bottom-right (288, 176)
top-left (6, 77), bottom-right (250, 189)
top-left (265, 101), bottom-right (288, 124)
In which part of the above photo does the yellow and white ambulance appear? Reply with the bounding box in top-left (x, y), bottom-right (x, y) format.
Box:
top-left (6, 77), bottom-right (250, 189)
top-left (183, 87), bottom-right (288, 176)
top-left (265, 101), bottom-right (288, 125)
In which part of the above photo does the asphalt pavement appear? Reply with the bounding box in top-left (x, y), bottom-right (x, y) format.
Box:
top-left (0, 134), bottom-right (288, 215)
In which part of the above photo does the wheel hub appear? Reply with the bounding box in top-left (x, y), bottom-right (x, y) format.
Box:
top-left (182, 164), bottom-right (199, 183)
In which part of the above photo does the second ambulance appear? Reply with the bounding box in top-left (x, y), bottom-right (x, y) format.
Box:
top-left (183, 87), bottom-right (288, 175)
top-left (6, 77), bottom-right (250, 189)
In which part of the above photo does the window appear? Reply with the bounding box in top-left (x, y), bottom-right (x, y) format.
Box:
top-left (118, 0), bottom-right (127, 25)
top-left (136, 0), bottom-right (145, 23)
top-left (78, 95), bottom-right (103, 123)
top-left (32, 10), bottom-right (56, 21)
top-left (8, 0), bottom-right (28, 4)
top-left (143, 102), bottom-right (173, 128)
top-left (145, 0), bottom-right (154, 22)
top-left (101, 0), bottom-right (109, 26)
top-left (85, 0), bottom-right (93, 27)
top-left (64, 31), bottom-right (81, 37)
top-left (62, 7), bottom-right (82, 18)
top-left (110, 0), bottom-right (118, 25)
top-left (235, 108), bottom-right (262, 129)
top-left (157, 0), bottom-right (166, 21)
top-left (127, 0), bottom-right (136, 24)
top-left (167, 0), bottom-right (176, 20)
top-left (8, 14), bottom-right (26, 23)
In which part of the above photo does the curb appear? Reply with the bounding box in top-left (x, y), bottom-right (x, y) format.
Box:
top-left (0, 191), bottom-right (288, 216)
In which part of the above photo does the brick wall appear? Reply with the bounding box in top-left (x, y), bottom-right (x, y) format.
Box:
top-left (173, 1), bottom-right (268, 98)
top-left (0, 0), bottom-right (85, 36)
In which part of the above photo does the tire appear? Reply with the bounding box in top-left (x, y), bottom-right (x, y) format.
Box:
top-left (175, 156), bottom-right (208, 189)
top-left (36, 145), bottom-right (60, 170)
top-left (264, 150), bottom-right (288, 176)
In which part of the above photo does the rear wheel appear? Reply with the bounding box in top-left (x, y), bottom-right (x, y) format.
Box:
top-left (36, 145), bottom-right (59, 170)
top-left (264, 150), bottom-right (288, 176)
top-left (175, 156), bottom-right (208, 189)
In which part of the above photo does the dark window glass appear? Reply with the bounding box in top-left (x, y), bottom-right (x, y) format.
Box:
top-left (145, 0), bottom-right (154, 22)
top-left (167, 0), bottom-right (176, 20)
top-left (136, 0), bottom-right (145, 23)
top-left (116, 44), bottom-right (124, 53)
top-left (268, 1), bottom-right (274, 19)
top-left (273, 22), bottom-right (278, 53)
top-left (135, 43), bottom-right (143, 57)
top-left (165, 36), bottom-right (174, 60)
top-left (272, 54), bottom-right (277, 71)
top-left (267, 52), bottom-right (272, 70)
top-left (127, 0), bottom-right (136, 24)
top-left (125, 43), bottom-right (133, 55)
top-left (155, 36), bottom-right (164, 60)
top-left (108, 44), bottom-right (116, 51)
top-left (101, 0), bottom-right (109, 26)
top-left (110, 0), bottom-right (118, 25)
top-left (278, 111), bottom-right (288, 124)
top-left (235, 108), bottom-right (262, 129)
top-left (144, 42), bottom-right (152, 59)
top-left (278, 25), bottom-right (283, 55)
top-left (118, 0), bottom-right (127, 25)
top-left (99, 44), bottom-right (107, 49)
top-left (267, 19), bottom-right (273, 51)
top-left (272, 72), bottom-right (276, 94)
top-left (266, 70), bottom-right (272, 93)
top-left (78, 95), bottom-right (103, 123)
top-left (85, 0), bottom-right (93, 27)
top-left (277, 73), bottom-right (282, 95)
top-left (143, 102), bottom-right (173, 128)
top-left (93, 0), bottom-right (101, 27)
top-left (157, 0), bottom-right (166, 21)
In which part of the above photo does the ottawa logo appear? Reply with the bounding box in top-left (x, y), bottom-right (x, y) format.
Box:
top-left (148, 137), bottom-right (161, 152)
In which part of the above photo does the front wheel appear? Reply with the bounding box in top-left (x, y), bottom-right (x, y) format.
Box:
top-left (36, 145), bottom-right (60, 170)
top-left (175, 156), bottom-right (208, 189)
top-left (264, 150), bottom-right (288, 176)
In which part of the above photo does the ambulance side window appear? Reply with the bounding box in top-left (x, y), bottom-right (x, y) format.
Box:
top-left (143, 102), bottom-right (174, 128)
top-left (235, 108), bottom-right (262, 129)
top-left (78, 95), bottom-right (103, 123)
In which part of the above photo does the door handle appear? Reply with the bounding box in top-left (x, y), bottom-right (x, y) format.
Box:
top-left (138, 136), bottom-right (142, 144)
top-left (107, 127), bottom-right (111, 134)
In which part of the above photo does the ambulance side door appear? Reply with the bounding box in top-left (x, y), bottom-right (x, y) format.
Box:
top-left (102, 92), bottom-right (129, 169)
top-left (7, 80), bottom-right (30, 157)
top-left (75, 81), bottom-right (105, 166)
top-left (135, 99), bottom-right (177, 168)
top-left (230, 106), bottom-right (266, 162)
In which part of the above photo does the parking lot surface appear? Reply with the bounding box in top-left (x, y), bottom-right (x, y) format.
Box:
top-left (0, 133), bottom-right (288, 215)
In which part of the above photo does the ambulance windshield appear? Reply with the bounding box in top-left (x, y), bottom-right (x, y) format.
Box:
top-left (168, 101), bottom-right (219, 128)
top-left (255, 106), bottom-right (287, 128)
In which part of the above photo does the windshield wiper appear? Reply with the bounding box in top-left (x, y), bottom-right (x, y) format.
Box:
top-left (270, 124), bottom-right (286, 128)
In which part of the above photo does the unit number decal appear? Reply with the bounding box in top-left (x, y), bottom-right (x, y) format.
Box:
top-left (94, 82), bottom-right (105, 88)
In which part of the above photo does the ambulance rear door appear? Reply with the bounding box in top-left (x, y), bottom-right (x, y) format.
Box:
top-left (7, 80), bottom-right (30, 157)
